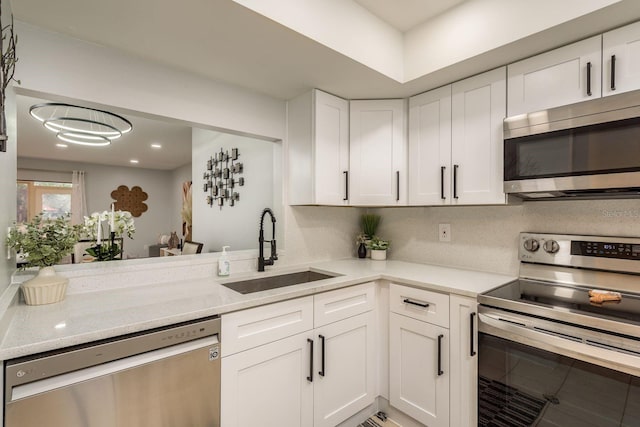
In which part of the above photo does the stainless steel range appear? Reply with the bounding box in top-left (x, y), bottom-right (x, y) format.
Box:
top-left (477, 232), bottom-right (640, 427)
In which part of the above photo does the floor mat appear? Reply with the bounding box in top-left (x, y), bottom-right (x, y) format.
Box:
top-left (478, 376), bottom-right (548, 427)
top-left (357, 412), bottom-right (401, 427)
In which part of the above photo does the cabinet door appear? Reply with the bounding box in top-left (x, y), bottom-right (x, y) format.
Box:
top-left (408, 86), bottom-right (452, 205)
top-left (314, 311), bottom-right (376, 427)
top-left (449, 295), bottom-right (478, 427)
top-left (603, 21), bottom-right (640, 97)
top-left (350, 99), bottom-right (407, 206)
top-left (288, 89), bottom-right (348, 206)
top-left (389, 313), bottom-right (449, 427)
top-left (451, 67), bottom-right (506, 205)
top-left (314, 90), bottom-right (350, 205)
top-left (221, 332), bottom-right (313, 427)
top-left (507, 36), bottom-right (601, 116)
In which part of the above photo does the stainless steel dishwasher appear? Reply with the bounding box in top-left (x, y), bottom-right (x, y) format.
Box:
top-left (4, 316), bottom-right (221, 427)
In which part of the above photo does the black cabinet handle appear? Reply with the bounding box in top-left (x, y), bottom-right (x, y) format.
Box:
top-left (437, 334), bottom-right (444, 376)
top-left (318, 335), bottom-right (326, 377)
top-left (396, 170), bottom-right (400, 201)
top-left (307, 338), bottom-right (314, 382)
top-left (343, 171), bottom-right (349, 201)
top-left (470, 312), bottom-right (477, 357)
top-left (440, 166), bottom-right (446, 200)
top-left (611, 55), bottom-right (616, 91)
top-left (453, 164), bottom-right (459, 199)
top-left (587, 61), bottom-right (592, 96)
top-left (403, 298), bottom-right (429, 308)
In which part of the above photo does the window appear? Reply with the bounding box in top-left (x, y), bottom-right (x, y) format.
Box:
top-left (17, 181), bottom-right (73, 222)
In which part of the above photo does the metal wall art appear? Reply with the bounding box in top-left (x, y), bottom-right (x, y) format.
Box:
top-left (203, 147), bottom-right (244, 208)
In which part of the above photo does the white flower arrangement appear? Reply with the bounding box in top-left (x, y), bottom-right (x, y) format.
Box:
top-left (83, 210), bottom-right (135, 240)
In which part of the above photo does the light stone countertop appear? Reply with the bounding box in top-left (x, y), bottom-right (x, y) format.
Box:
top-left (0, 259), bottom-right (515, 360)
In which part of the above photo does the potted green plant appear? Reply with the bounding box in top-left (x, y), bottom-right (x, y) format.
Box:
top-left (6, 213), bottom-right (82, 305)
top-left (360, 214), bottom-right (380, 239)
top-left (366, 236), bottom-right (390, 260)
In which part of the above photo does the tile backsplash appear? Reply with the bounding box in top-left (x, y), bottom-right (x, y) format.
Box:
top-left (375, 199), bottom-right (640, 275)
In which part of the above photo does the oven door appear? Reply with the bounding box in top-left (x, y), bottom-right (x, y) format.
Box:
top-left (478, 307), bottom-right (640, 427)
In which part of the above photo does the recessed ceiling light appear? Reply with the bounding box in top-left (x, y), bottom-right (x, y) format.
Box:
top-left (151, 143), bottom-right (162, 149)
top-left (130, 159), bottom-right (139, 164)
top-left (56, 143), bottom-right (68, 148)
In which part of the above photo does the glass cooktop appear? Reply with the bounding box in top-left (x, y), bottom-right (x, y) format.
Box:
top-left (481, 279), bottom-right (640, 326)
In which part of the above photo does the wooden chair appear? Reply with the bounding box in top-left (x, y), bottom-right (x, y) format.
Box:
top-left (181, 241), bottom-right (204, 254)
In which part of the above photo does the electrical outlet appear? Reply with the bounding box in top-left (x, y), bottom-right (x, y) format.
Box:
top-left (439, 223), bottom-right (451, 242)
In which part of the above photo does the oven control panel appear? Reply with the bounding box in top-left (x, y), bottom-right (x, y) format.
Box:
top-left (571, 240), bottom-right (640, 260)
top-left (520, 233), bottom-right (640, 273)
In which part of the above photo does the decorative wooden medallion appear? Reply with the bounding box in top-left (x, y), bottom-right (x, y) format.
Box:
top-left (110, 185), bottom-right (148, 217)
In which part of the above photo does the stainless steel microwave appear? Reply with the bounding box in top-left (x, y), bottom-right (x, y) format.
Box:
top-left (503, 90), bottom-right (640, 199)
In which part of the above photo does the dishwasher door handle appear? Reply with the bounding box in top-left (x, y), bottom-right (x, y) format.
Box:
top-left (9, 335), bottom-right (219, 402)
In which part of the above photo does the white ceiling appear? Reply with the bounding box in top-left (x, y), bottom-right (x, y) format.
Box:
top-left (354, 0), bottom-right (467, 31)
top-left (17, 94), bottom-right (193, 170)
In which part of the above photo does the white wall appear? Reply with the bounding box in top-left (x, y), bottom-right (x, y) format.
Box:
top-left (233, 0), bottom-right (404, 82)
top-left (0, 0), bottom-right (17, 296)
top-left (404, 0), bottom-right (622, 81)
top-left (17, 158), bottom-right (175, 259)
top-left (192, 129), bottom-right (276, 252)
top-left (0, 86), bottom-right (17, 294)
top-left (376, 199), bottom-right (640, 276)
top-left (14, 21), bottom-right (286, 141)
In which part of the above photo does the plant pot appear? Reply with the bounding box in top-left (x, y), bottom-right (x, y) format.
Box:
top-left (370, 249), bottom-right (387, 261)
top-left (357, 243), bottom-right (367, 259)
top-left (21, 266), bottom-right (68, 305)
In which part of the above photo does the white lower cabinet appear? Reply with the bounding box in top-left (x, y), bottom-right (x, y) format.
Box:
top-left (314, 311), bottom-right (376, 427)
top-left (449, 295), bottom-right (478, 427)
top-left (389, 312), bottom-right (449, 427)
top-left (221, 331), bottom-right (314, 427)
top-left (221, 283), bottom-right (376, 427)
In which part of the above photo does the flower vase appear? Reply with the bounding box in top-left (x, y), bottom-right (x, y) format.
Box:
top-left (371, 249), bottom-right (387, 261)
top-left (357, 243), bottom-right (367, 259)
top-left (21, 266), bottom-right (68, 305)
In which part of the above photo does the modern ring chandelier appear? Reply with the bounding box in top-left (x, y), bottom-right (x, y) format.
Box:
top-left (29, 103), bottom-right (133, 147)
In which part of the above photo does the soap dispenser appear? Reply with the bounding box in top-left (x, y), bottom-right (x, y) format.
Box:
top-left (218, 246), bottom-right (231, 276)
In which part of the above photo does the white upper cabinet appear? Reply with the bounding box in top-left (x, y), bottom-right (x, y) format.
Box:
top-left (288, 89), bottom-right (349, 205)
top-left (507, 36), bottom-right (601, 116)
top-left (409, 68), bottom-right (506, 206)
top-left (408, 86), bottom-right (452, 205)
top-left (603, 21), bottom-right (640, 97)
top-left (350, 99), bottom-right (407, 206)
top-left (451, 67), bottom-right (507, 205)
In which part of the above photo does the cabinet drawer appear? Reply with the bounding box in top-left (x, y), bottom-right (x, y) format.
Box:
top-left (390, 284), bottom-right (449, 327)
top-left (222, 296), bottom-right (313, 356)
top-left (314, 282), bottom-right (375, 327)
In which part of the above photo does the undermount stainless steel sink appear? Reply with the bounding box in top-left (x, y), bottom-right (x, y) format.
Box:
top-left (221, 270), bottom-right (340, 294)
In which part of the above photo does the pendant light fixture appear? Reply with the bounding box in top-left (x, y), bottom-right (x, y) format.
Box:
top-left (29, 103), bottom-right (133, 147)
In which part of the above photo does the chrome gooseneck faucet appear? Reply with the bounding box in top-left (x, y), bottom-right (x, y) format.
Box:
top-left (258, 208), bottom-right (278, 272)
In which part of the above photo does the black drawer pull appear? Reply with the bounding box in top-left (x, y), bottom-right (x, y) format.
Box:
top-left (587, 61), bottom-right (592, 96)
top-left (319, 334), bottom-right (326, 377)
top-left (343, 171), bottom-right (349, 201)
top-left (396, 170), bottom-right (400, 202)
top-left (470, 312), bottom-right (477, 357)
top-left (307, 338), bottom-right (314, 382)
top-left (611, 55), bottom-right (616, 91)
top-left (440, 166), bottom-right (446, 200)
top-left (403, 298), bottom-right (429, 308)
top-left (453, 164), bottom-right (459, 199)
top-left (437, 334), bottom-right (444, 376)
